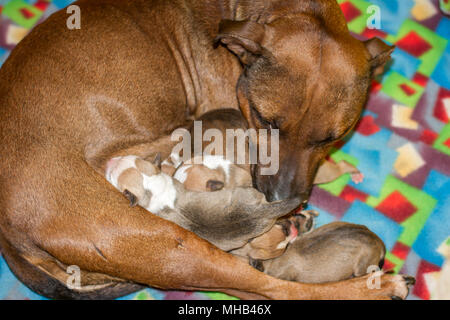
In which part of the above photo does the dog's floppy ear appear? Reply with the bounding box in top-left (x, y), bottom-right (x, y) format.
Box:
top-left (364, 38), bottom-right (395, 76)
top-left (215, 20), bottom-right (265, 65)
top-left (258, 197), bottom-right (301, 220)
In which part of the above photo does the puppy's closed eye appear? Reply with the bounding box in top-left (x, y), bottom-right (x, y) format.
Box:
top-left (276, 220), bottom-right (291, 237)
top-left (206, 180), bottom-right (225, 191)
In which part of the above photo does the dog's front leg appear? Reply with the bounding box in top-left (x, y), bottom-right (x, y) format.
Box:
top-left (38, 205), bottom-right (311, 299)
top-left (38, 203), bottom-right (414, 300)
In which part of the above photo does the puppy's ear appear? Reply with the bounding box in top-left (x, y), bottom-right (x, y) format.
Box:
top-left (206, 180), bottom-right (225, 192)
top-left (123, 189), bottom-right (138, 207)
top-left (152, 153), bottom-right (162, 170)
top-left (364, 38), bottom-right (395, 76)
top-left (215, 20), bottom-right (265, 65)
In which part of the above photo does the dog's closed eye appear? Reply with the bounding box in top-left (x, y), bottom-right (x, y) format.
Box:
top-left (250, 104), bottom-right (278, 130)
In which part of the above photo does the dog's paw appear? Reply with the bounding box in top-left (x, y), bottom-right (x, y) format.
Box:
top-left (351, 172), bottom-right (364, 184)
top-left (270, 273), bottom-right (415, 300)
top-left (341, 273), bottom-right (415, 300)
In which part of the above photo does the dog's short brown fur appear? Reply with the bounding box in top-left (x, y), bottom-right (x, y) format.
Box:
top-left (0, 0), bottom-right (413, 299)
top-left (254, 222), bottom-right (386, 284)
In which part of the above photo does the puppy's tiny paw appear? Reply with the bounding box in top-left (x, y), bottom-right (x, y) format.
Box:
top-left (123, 189), bottom-right (139, 207)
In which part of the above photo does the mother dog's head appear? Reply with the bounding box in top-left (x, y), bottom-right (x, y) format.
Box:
top-left (216, 1), bottom-right (394, 202)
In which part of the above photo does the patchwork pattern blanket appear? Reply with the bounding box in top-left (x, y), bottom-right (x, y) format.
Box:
top-left (0, 0), bottom-right (449, 300)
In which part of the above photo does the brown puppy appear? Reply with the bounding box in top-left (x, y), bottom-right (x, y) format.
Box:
top-left (253, 222), bottom-right (386, 284)
top-left (0, 0), bottom-right (413, 300)
top-left (231, 211), bottom-right (318, 261)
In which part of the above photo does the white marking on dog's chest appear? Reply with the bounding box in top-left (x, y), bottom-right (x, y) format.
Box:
top-left (142, 173), bottom-right (177, 213)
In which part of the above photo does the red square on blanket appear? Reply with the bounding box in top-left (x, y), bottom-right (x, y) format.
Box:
top-left (355, 115), bottom-right (380, 136)
top-left (340, 2), bottom-right (362, 22)
top-left (391, 242), bottom-right (411, 260)
top-left (413, 260), bottom-right (441, 300)
top-left (396, 31), bottom-right (432, 57)
top-left (376, 191), bottom-right (417, 223)
top-left (420, 129), bottom-right (438, 145)
top-left (339, 185), bottom-right (369, 203)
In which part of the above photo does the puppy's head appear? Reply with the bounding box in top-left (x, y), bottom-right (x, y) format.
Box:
top-left (216, 5), bottom-right (394, 202)
top-left (174, 163), bottom-right (226, 192)
top-left (105, 155), bottom-right (160, 207)
top-left (173, 155), bottom-right (254, 192)
top-left (246, 218), bottom-right (299, 260)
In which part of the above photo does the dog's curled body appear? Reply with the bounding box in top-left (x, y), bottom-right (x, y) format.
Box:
top-left (0, 0), bottom-right (413, 299)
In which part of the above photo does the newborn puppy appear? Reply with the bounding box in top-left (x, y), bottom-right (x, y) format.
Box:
top-left (252, 222), bottom-right (386, 284)
top-left (105, 155), bottom-right (300, 251)
top-left (173, 155), bottom-right (252, 192)
top-left (230, 211), bottom-right (318, 261)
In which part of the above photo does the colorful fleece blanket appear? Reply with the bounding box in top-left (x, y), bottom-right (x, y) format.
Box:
top-left (0, 0), bottom-right (449, 300)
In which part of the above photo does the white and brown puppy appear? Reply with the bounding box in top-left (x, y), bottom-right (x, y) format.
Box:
top-left (172, 155), bottom-right (252, 192)
top-left (105, 155), bottom-right (300, 252)
top-left (251, 222), bottom-right (386, 284)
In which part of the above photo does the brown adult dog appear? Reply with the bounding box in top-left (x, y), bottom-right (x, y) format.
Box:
top-left (0, 0), bottom-right (414, 299)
